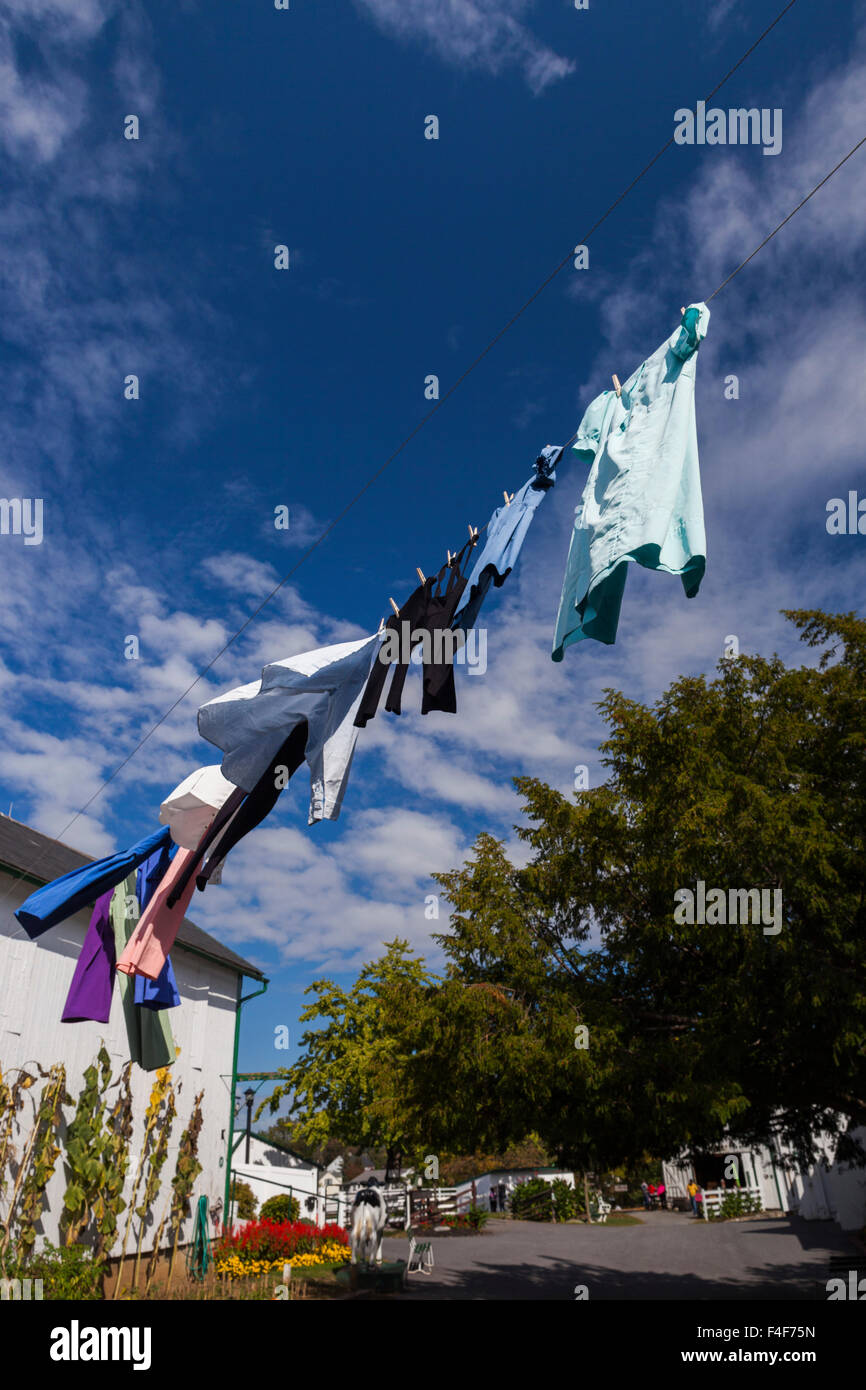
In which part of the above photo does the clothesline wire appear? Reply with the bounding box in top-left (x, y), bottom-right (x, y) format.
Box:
top-left (2, 0), bottom-right (812, 909)
top-left (704, 132), bottom-right (866, 300)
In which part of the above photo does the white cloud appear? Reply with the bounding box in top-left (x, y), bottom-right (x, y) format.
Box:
top-left (0, 55), bottom-right (88, 163)
top-left (0, 1), bottom-right (116, 165)
top-left (339, 806), bottom-right (468, 889)
top-left (185, 818), bottom-right (465, 976)
top-left (354, 0), bottom-right (574, 94)
top-left (2, 12), bottom-right (866, 983)
top-left (0, 1), bottom-right (221, 495)
top-left (2, 0), bottom-right (113, 33)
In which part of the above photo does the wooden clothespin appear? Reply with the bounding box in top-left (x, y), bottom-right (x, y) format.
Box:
top-left (389, 598), bottom-right (400, 617)
top-left (416, 567), bottom-right (426, 584)
top-left (612, 374), bottom-right (622, 398)
top-left (468, 524), bottom-right (479, 544)
top-left (503, 491), bottom-right (514, 507)
top-left (680, 306), bottom-right (685, 315)
top-left (377, 617), bottom-right (385, 635)
top-left (447, 549), bottom-right (453, 565)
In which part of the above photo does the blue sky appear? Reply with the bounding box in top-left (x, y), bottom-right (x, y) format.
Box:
top-left (1, 0), bottom-right (865, 1077)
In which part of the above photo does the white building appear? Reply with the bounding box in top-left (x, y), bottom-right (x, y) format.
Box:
top-left (345, 1166), bottom-right (415, 1192)
top-left (457, 1167), bottom-right (576, 1212)
top-left (0, 814), bottom-right (268, 1256)
top-left (230, 1133), bottom-right (321, 1225)
top-left (663, 1132), bottom-right (866, 1230)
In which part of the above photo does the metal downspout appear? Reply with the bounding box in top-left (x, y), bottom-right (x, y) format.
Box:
top-left (223, 974), bottom-right (269, 1224)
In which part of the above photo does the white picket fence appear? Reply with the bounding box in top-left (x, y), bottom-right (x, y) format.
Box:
top-left (322, 1182), bottom-right (476, 1231)
top-left (323, 1183), bottom-right (411, 1229)
top-left (701, 1185), bottom-right (763, 1220)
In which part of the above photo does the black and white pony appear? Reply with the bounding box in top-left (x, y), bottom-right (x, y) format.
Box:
top-left (350, 1184), bottom-right (387, 1266)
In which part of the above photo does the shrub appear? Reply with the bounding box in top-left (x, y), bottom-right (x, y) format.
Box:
top-left (8, 1242), bottom-right (106, 1300)
top-left (551, 1179), bottom-right (579, 1222)
top-left (510, 1178), bottom-right (554, 1222)
top-left (259, 1194), bottom-right (300, 1225)
top-left (464, 1204), bottom-right (489, 1231)
top-left (230, 1180), bottom-right (257, 1221)
top-left (711, 1190), bottom-right (762, 1222)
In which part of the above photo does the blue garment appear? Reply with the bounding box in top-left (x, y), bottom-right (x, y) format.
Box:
top-left (552, 304), bottom-right (709, 660)
top-left (134, 840), bottom-right (181, 1011)
top-left (452, 447), bottom-right (559, 632)
top-left (15, 825), bottom-right (173, 939)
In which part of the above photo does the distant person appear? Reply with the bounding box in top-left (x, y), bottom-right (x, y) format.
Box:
top-left (647, 1183), bottom-right (657, 1209)
top-left (640, 1181), bottom-right (650, 1210)
top-left (658, 1181), bottom-right (667, 1210)
top-left (490, 1189), bottom-right (497, 1213)
top-left (687, 1180), bottom-right (698, 1215)
top-left (695, 1185), bottom-right (704, 1217)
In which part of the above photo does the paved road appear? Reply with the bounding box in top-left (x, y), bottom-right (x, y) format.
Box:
top-left (390, 1211), bottom-right (861, 1300)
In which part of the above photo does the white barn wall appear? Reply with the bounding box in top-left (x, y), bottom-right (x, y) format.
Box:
top-left (231, 1136), bottom-right (321, 1224)
top-left (0, 876), bottom-right (243, 1256)
top-left (661, 1159), bottom-right (692, 1201)
top-left (774, 1129), bottom-right (866, 1229)
top-left (664, 1136), bottom-right (866, 1230)
top-left (664, 1147), bottom-right (790, 1211)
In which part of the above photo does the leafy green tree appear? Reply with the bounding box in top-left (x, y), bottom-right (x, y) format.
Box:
top-left (260, 941), bottom-right (437, 1176)
top-left (399, 610), bottom-right (866, 1169)
top-left (438, 1134), bottom-right (551, 1186)
top-left (397, 834), bottom-right (621, 1172)
top-left (257, 612), bottom-right (866, 1177)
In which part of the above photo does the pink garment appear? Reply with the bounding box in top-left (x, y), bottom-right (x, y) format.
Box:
top-left (116, 845), bottom-right (198, 981)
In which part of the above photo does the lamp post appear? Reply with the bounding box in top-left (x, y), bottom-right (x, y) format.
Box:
top-left (244, 1087), bottom-right (255, 1164)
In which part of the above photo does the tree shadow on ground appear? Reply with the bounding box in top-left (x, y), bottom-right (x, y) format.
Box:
top-left (398, 1256), bottom-right (843, 1300)
top-left (394, 1215), bottom-right (861, 1301)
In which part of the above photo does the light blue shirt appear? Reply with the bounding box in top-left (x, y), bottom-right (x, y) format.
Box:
top-left (552, 304), bottom-right (709, 659)
top-left (453, 446), bottom-right (559, 632)
top-left (197, 633), bottom-right (379, 821)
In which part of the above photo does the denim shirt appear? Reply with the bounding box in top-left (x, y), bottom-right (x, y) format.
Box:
top-left (453, 446), bottom-right (560, 632)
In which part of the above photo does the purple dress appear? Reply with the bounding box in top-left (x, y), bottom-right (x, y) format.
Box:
top-left (61, 890), bottom-right (116, 1024)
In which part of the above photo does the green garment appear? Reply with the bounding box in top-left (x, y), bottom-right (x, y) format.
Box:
top-left (110, 876), bottom-right (176, 1071)
top-left (552, 303), bottom-right (709, 659)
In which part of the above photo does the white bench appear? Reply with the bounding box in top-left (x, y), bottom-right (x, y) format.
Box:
top-left (591, 1196), bottom-right (611, 1224)
top-left (406, 1236), bottom-right (434, 1275)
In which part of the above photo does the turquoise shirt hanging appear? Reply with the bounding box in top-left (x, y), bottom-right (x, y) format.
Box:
top-left (552, 303), bottom-right (709, 660)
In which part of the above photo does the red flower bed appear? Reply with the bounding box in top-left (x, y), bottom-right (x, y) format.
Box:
top-left (214, 1218), bottom-right (348, 1265)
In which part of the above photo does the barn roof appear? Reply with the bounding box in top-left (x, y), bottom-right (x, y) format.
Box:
top-left (0, 813), bottom-right (266, 982)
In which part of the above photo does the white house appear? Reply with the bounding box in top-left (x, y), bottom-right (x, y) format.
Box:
top-left (663, 1131), bottom-right (866, 1230)
top-left (345, 1166), bottom-right (415, 1192)
top-left (457, 1167), bottom-right (576, 1212)
top-left (230, 1133), bottom-right (321, 1225)
top-left (0, 814), bottom-right (268, 1256)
